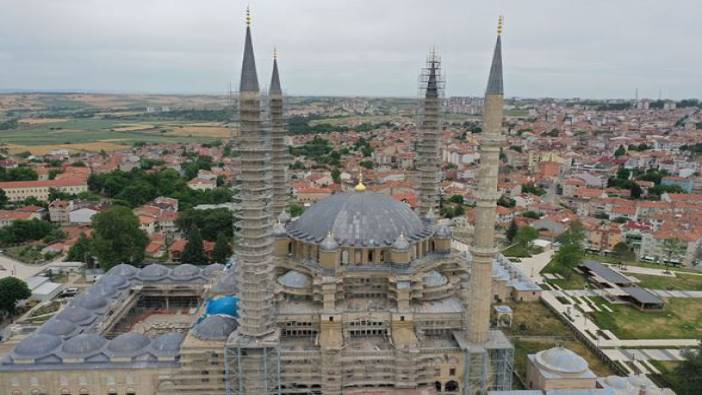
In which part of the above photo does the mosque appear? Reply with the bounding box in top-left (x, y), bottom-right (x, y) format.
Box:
top-left (0, 10), bottom-right (516, 395)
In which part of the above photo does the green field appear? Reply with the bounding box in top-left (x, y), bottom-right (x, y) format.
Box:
top-left (0, 119), bottom-right (221, 147)
top-left (633, 273), bottom-right (702, 291)
top-left (589, 297), bottom-right (702, 339)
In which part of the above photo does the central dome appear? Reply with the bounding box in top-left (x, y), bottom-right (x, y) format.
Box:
top-left (288, 191), bottom-right (428, 247)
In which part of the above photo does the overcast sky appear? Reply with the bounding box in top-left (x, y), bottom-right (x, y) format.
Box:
top-left (0, 0), bottom-right (700, 99)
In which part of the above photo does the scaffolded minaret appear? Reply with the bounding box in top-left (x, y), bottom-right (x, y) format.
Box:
top-left (269, 49), bottom-right (290, 217)
top-left (416, 51), bottom-right (442, 219)
top-left (233, 7), bottom-right (276, 340)
top-left (468, 16), bottom-right (505, 344)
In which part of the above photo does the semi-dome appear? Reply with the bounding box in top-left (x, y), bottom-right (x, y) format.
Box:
top-left (192, 315), bottom-right (238, 341)
top-left (277, 270), bottom-right (311, 289)
top-left (39, 319), bottom-right (78, 338)
top-left (14, 334), bottom-right (62, 357)
top-left (288, 191), bottom-right (428, 247)
top-left (107, 332), bottom-right (150, 355)
top-left (151, 332), bottom-right (185, 354)
top-left (108, 263), bottom-right (139, 279)
top-left (56, 306), bottom-right (94, 325)
top-left (171, 264), bottom-right (201, 281)
top-left (423, 271), bottom-right (448, 288)
top-left (138, 264), bottom-right (170, 281)
top-left (62, 334), bottom-right (107, 356)
top-left (535, 346), bottom-right (589, 374)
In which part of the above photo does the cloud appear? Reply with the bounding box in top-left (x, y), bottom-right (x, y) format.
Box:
top-left (0, 0), bottom-right (699, 98)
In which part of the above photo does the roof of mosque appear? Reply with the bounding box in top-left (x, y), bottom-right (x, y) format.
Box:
top-left (192, 315), bottom-right (239, 341)
top-left (287, 191), bottom-right (431, 248)
top-left (277, 270), bottom-right (312, 289)
top-left (534, 346), bottom-right (591, 375)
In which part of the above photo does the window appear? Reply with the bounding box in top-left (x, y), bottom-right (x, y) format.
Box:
top-left (449, 368), bottom-right (456, 375)
top-left (328, 316), bottom-right (334, 322)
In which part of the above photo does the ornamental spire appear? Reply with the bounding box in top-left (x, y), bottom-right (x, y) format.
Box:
top-left (485, 16), bottom-right (504, 96)
top-left (355, 170), bottom-right (366, 192)
top-left (270, 48), bottom-right (282, 95)
top-left (239, 6), bottom-right (259, 92)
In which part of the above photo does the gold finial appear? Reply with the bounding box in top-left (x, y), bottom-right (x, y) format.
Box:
top-left (497, 15), bottom-right (503, 36)
top-left (355, 170), bottom-right (366, 192)
top-left (273, 47), bottom-right (278, 60)
top-left (246, 6), bottom-right (252, 27)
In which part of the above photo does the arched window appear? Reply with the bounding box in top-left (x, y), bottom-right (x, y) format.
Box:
top-left (368, 250), bottom-right (374, 263)
top-left (341, 250), bottom-right (349, 264)
top-left (445, 380), bottom-right (459, 392)
top-left (434, 381), bottom-right (442, 392)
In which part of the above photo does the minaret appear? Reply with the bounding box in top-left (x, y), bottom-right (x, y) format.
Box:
top-left (234, 8), bottom-right (276, 338)
top-left (416, 50), bottom-right (442, 218)
top-left (467, 16), bottom-right (505, 344)
top-left (269, 48), bottom-right (290, 217)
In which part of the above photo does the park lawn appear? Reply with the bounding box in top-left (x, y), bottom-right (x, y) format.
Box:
top-left (589, 298), bottom-right (702, 340)
top-left (508, 301), bottom-right (572, 337)
top-left (633, 273), bottom-right (702, 291)
top-left (585, 253), bottom-right (700, 274)
top-left (543, 259), bottom-right (589, 290)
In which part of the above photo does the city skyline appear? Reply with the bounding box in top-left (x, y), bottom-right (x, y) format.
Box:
top-left (1, 0), bottom-right (700, 99)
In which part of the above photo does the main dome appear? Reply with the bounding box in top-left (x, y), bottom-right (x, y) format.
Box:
top-left (288, 191), bottom-right (429, 247)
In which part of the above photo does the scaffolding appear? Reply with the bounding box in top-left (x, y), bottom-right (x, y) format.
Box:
top-left (225, 341), bottom-right (281, 395)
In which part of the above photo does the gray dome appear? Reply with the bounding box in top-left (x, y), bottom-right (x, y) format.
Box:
top-left (61, 334), bottom-right (107, 356)
top-left (14, 334), bottom-right (61, 357)
top-left (288, 191), bottom-right (428, 247)
top-left (138, 264), bottom-right (169, 281)
top-left (39, 319), bottom-right (78, 337)
top-left (277, 270), bottom-right (312, 289)
top-left (86, 283), bottom-right (118, 298)
top-left (535, 346), bottom-right (589, 374)
top-left (424, 271), bottom-right (448, 288)
top-left (107, 332), bottom-right (150, 354)
top-left (320, 232), bottom-right (339, 251)
top-left (99, 274), bottom-right (130, 289)
top-left (211, 271), bottom-right (238, 295)
top-left (192, 315), bottom-right (238, 341)
top-left (73, 294), bottom-right (108, 310)
top-left (56, 306), bottom-right (94, 325)
top-left (203, 263), bottom-right (225, 276)
top-left (108, 263), bottom-right (138, 278)
top-left (151, 332), bottom-right (185, 354)
top-left (435, 225), bottom-right (452, 239)
top-left (171, 264), bottom-right (201, 281)
top-left (391, 233), bottom-right (410, 251)
top-left (278, 211), bottom-right (291, 223)
top-left (603, 376), bottom-right (630, 389)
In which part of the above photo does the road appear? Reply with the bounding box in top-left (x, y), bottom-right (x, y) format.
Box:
top-left (0, 253), bottom-right (64, 281)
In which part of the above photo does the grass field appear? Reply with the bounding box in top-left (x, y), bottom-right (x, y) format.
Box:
top-left (633, 273), bottom-right (702, 291)
top-left (589, 297), bottom-right (702, 339)
top-left (542, 259), bottom-right (589, 289)
top-left (0, 118), bottom-right (222, 150)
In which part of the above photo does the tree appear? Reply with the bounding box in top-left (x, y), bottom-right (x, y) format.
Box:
top-left (506, 219), bottom-right (518, 243)
top-left (91, 206), bottom-right (148, 270)
top-left (66, 233), bottom-right (94, 266)
top-left (612, 241), bottom-right (635, 263)
top-left (182, 226), bottom-right (208, 264)
top-left (497, 195), bottom-right (516, 208)
top-left (0, 189), bottom-right (7, 209)
top-left (661, 238), bottom-right (685, 266)
top-left (0, 277), bottom-right (31, 314)
top-left (515, 226), bottom-right (538, 249)
top-left (176, 208), bottom-right (233, 241)
top-left (360, 160), bottom-right (374, 169)
top-left (212, 232), bottom-right (232, 264)
top-left (448, 194), bottom-right (464, 205)
top-left (0, 219), bottom-right (57, 246)
top-left (553, 221), bottom-right (586, 278)
top-left (671, 344), bottom-right (702, 394)
top-left (331, 168), bottom-right (341, 184)
top-left (614, 145), bottom-right (626, 157)
top-left (289, 202), bottom-right (305, 217)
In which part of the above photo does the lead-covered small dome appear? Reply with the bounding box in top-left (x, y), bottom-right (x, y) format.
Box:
top-left (192, 315), bottom-right (238, 341)
top-left (288, 191), bottom-right (429, 247)
top-left (535, 346), bottom-right (589, 374)
top-left (170, 264), bottom-right (201, 281)
top-left (424, 271), bottom-right (448, 288)
top-left (56, 306), bottom-right (94, 325)
top-left (73, 294), bottom-right (108, 310)
top-left (138, 263), bottom-right (170, 281)
top-left (107, 332), bottom-right (150, 355)
top-left (61, 334), bottom-right (107, 356)
top-left (14, 334), bottom-right (62, 358)
top-left (108, 263), bottom-right (139, 279)
top-left (320, 232), bottom-right (339, 251)
top-left (151, 332), bottom-right (185, 354)
top-left (277, 270), bottom-right (311, 289)
top-left (39, 319), bottom-right (78, 338)
top-left (392, 233), bottom-right (410, 251)
top-left (435, 224), bottom-right (452, 239)
top-left (99, 274), bottom-right (130, 289)
top-left (203, 263), bottom-right (225, 277)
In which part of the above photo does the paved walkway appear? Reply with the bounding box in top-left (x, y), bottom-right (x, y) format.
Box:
top-left (0, 253), bottom-right (46, 281)
top-left (516, 249), bottom-right (554, 284)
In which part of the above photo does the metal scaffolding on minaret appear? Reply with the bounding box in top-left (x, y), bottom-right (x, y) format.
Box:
top-left (233, 6), bottom-right (276, 339)
top-left (416, 49), bottom-right (444, 219)
top-left (269, 48), bottom-right (290, 218)
top-left (467, 16), bottom-right (505, 344)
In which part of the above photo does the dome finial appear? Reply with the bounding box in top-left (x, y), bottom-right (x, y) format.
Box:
top-left (497, 15), bottom-right (503, 36)
top-left (273, 46), bottom-right (277, 60)
top-left (246, 5), bottom-right (252, 27)
top-left (355, 169), bottom-right (366, 192)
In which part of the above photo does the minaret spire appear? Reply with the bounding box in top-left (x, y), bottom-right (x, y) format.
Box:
top-left (467, 16), bottom-right (505, 344)
top-left (416, 50), bottom-right (442, 219)
top-left (269, 47), bottom-right (289, 216)
top-left (240, 6), bottom-right (259, 93)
